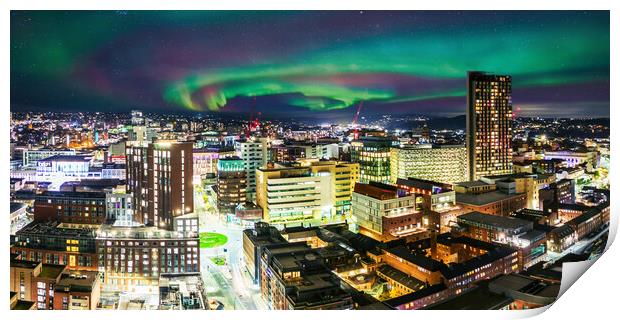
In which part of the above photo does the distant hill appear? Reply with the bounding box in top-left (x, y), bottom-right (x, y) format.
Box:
top-left (426, 115), bottom-right (466, 131)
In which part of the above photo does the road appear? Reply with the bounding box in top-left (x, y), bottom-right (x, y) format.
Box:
top-left (193, 183), bottom-right (350, 310)
top-left (546, 225), bottom-right (610, 264)
top-left (195, 185), bottom-right (262, 310)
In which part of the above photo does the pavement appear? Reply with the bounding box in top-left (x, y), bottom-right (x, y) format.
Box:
top-left (195, 186), bottom-right (262, 310)
top-left (546, 225), bottom-right (610, 264)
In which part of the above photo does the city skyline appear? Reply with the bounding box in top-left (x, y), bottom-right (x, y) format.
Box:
top-left (11, 11), bottom-right (610, 118)
top-left (8, 9), bottom-right (611, 311)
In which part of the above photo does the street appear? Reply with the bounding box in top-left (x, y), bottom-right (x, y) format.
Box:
top-left (546, 225), bottom-right (610, 264)
top-left (195, 184), bottom-right (264, 310)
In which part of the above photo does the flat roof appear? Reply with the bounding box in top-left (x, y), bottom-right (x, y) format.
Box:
top-left (55, 271), bottom-right (99, 293)
top-left (383, 283), bottom-right (448, 308)
top-left (354, 182), bottom-right (400, 200)
top-left (396, 178), bottom-right (452, 193)
top-left (39, 155), bottom-right (91, 162)
top-left (458, 211), bottom-right (532, 231)
top-left (10, 258), bottom-right (40, 270)
top-left (37, 264), bottom-right (67, 279)
top-left (37, 190), bottom-right (107, 199)
top-left (424, 284), bottom-right (513, 310)
top-left (512, 208), bottom-right (554, 218)
top-left (519, 229), bottom-right (546, 242)
top-left (454, 180), bottom-right (492, 188)
top-left (10, 202), bottom-right (27, 213)
top-left (17, 221), bottom-right (98, 238)
top-left (439, 246), bottom-right (517, 280)
top-left (456, 191), bottom-right (524, 206)
top-left (482, 173), bottom-right (535, 180)
top-left (384, 246), bottom-right (445, 271)
top-left (12, 300), bottom-right (35, 310)
top-left (377, 264), bottom-right (425, 291)
top-left (436, 233), bottom-right (498, 252)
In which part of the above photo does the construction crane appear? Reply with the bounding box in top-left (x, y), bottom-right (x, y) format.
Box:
top-left (351, 100), bottom-right (364, 140)
top-left (513, 106), bottom-right (521, 120)
top-left (245, 96), bottom-right (261, 138)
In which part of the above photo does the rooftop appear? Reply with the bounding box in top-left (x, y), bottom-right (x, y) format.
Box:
top-left (10, 257), bottom-right (40, 270)
top-left (396, 178), bottom-right (452, 193)
top-left (96, 222), bottom-right (198, 240)
top-left (454, 180), bottom-right (492, 188)
top-left (482, 172), bottom-right (535, 180)
top-left (354, 182), bottom-right (402, 200)
top-left (424, 283), bottom-right (513, 310)
top-left (512, 208), bottom-right (555, 219)
top-left (16, 221), bottom-right (98, 238)
top-left (439, 246), bottom-right (517, 280)
top-left (55, 271), bottom-right (100, 293)
top-left (384, 246), bottom-right (445, 272)
top-left (383, 283), bottom-right (448, 309)
top-left (377, 264), bottom-right (425, 291)
top-left (37, 264), bottom-right (67, 280)
top-left (489, 274), bottom-right (559, 299)
top-left (39, 155), bottom-right (91, 162)
top-left (11, 299), bottom-right (36, 310)
top-left (10, 202), bottom-right (27, 213)
top-left (456, 191), bottom-right (525, 206)
top-left (36, 190), bottom-right (107, 199)
top-left (458, 211), bottom-right (532, 231)
top-left (436, 233), bottom-right (499, 252)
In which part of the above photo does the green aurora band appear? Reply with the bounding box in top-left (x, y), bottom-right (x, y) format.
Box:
top-left (164, 21), bottom-right (609, 111)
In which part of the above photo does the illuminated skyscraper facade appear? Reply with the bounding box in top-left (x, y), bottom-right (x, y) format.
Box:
top-left (351, 137), bottom-right (393, 184)
top-left (217, 157), bottom-right (247, 214)
top-left (235, 138), bottom-right (269, 202)
top-left (467, 72), bottom-right (513, 181)
top-left (126, 141), bottom-right (194, 230)
top-left (390, 144), bottom-right (468, 184)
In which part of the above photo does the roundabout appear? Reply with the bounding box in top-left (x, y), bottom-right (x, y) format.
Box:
top-left (199, 232), bottom-right (228, 249)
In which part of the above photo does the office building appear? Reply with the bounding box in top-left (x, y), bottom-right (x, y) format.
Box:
top-left (456, 191), bottom-right (526, 217)
top-left (539, 179), bottom-right (576, 211)
top-left (466, 72), bottom-right (513, 181)
top-left (256, 160), bottom-right (359, 224)
top-left (242, 222), bottom-right (287, 284)
top-left (235, 138), bottom-right (269, 202)
top-left (351, 182), bottom-right (420, 241)
top-left (350, 137), bottom-right (393, 184)
top-left (9, 254), bottom-right (101, 310)
top-left (193, 147), bottom-right (235, 181)
top-left (34, 191), bottom-right (107, 226)
top-left (22, 149), bottom-right (76, 167)
top-left (95, 223), bottom-right (200, 291)
top-left (216, 157), bottom-right (247, 214)
top-left (256, 165), bottom-right (331, 224)
top-left (456, 211), bottom-right (546, 269)
top-left (390, 144), bottom-right (468, 184)
top-left (35, 155), bottom-right (94, 180)
top-left (11, 221), bottom-right (99, 271)
top-left (480, 173), bottom-right (556, 210)
top-left (126, 141), bottom-right (194, 230)
top-left (269, 145), bottom-right (306, 162)
top-left (259, 243), bottom-right (354, 310)
top-left (159, 273), bottom-right (209, 310)
top-left (53, 270), bottom-right (101, 310)
top-left (131, 110), bottom-right (145, 126)
top-left (128, 126), bottom-right (157, 143)
top-left (297, 159), bottom-right (360, 216)
top-left (395, 178), bottom-right (459, 231)
top-left (105, 192), bottom-right (135, 226)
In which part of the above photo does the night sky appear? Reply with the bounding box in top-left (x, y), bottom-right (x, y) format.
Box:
top-left (10, 11), bottom-right (610, 118)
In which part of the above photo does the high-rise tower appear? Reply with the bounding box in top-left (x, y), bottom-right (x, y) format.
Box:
top-left (466, 71), bottom-right (513, 181)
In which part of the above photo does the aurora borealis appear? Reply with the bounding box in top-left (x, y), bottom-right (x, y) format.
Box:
top-left (10, 11), bottom-right (610, 118)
